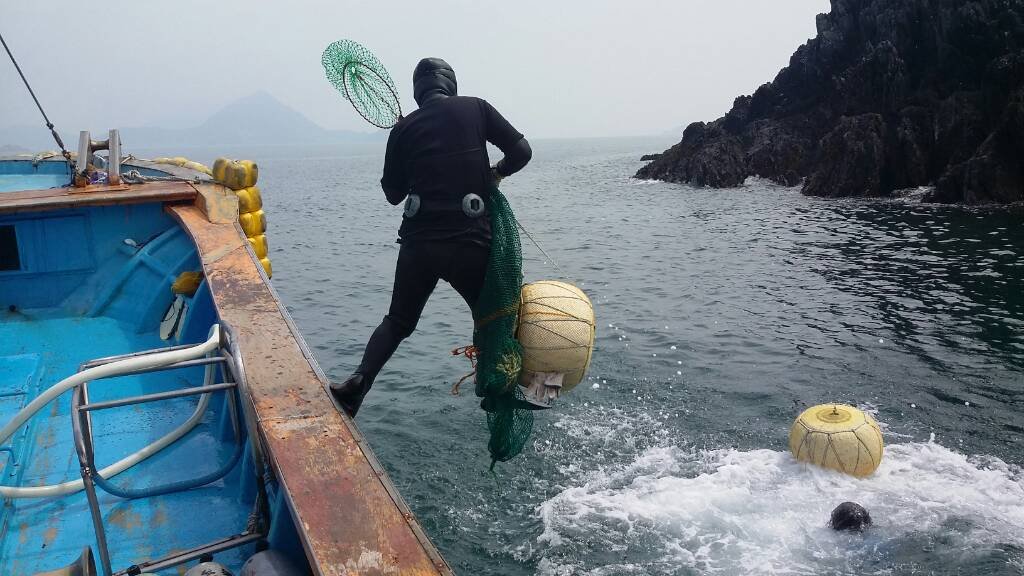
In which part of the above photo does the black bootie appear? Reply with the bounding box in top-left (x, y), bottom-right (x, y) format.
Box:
top-left (329, 373), bottom-right (373, 417)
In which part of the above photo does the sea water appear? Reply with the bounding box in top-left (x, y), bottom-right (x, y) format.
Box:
top-left (140, 138), bottom-right (1023, 575)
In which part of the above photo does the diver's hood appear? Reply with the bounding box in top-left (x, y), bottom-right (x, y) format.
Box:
top-left (413, 58), bottom-right (457, 106)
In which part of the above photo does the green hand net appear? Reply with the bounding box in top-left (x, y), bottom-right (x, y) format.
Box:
top-left (322, 39), bottom-right (402, 129)
top-left (473, 187), bottom-right (533, 467)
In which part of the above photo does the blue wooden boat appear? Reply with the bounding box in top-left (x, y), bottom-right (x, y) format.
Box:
top-left (0, 135), bottom-right (451, 575)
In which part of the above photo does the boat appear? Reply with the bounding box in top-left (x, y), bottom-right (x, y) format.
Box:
top-left (0, 132), bottom-right (453, 575)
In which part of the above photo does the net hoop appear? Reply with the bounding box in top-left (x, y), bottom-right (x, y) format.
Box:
top-left (341, 61), bottom-right (401, 129)
top-left (322, 39), bottom-right (402, 129)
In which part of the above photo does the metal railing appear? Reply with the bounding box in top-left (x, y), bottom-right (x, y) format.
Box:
top-left (69, 323), bottom-right (270, 576)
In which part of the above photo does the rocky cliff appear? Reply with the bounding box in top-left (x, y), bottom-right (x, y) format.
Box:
top-left (637, 0), bottom-right (1024, 204)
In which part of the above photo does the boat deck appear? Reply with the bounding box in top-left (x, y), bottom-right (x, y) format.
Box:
top-left (0, 313), bottom-right (249, 574)
top-left (0, 164), bottom-right (452, 575)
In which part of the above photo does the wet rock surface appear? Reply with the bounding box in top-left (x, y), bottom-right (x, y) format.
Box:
top-left (636, 0), bottom-right (1024, 204)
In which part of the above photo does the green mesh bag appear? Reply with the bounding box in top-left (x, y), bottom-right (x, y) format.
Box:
top-left (473, 186), bottom-right (533, 466)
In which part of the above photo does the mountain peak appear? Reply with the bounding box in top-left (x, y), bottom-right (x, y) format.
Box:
top-left (199, 92), bottom-right (325, 140)
top-left (2, 91), bottom-right (384, 148)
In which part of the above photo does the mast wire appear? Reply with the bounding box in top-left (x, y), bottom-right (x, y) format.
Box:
top-left (0, 30), bottom-right (73, 164)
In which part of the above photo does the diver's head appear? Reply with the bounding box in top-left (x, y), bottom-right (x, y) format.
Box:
top-left (829, 502), bottom-right (872, 532)
top-left (413, 58), bottom-right (457, 106)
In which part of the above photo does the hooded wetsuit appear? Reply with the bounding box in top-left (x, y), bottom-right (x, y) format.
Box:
top-left (337, 57), bottom-right (532, 416)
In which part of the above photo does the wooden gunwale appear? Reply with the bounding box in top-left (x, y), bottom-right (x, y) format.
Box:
top-left (0, 180), bottom-right (197, 214)
top-left (168, 204), bottom-right (452, 576)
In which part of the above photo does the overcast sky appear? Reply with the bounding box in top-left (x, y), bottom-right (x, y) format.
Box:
top-left (1, 1), bottom-right (828, 139)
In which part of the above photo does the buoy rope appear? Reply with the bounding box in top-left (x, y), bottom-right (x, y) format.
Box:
top-left (519, 299), bottom-right (594, 322)
top-left (0, 31), bottom-right (73, 165)
top-left (450, 346), bottom-right (479, 395)
top-left (516, 219), bottom-right (572, 279)
top-left (518, 318), bottom-right (586, 346)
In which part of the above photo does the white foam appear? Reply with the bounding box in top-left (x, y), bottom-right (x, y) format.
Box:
top-left (536, 438), bottom-right (1024, 575)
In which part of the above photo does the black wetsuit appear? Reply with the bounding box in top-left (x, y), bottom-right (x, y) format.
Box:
top-left (334, 58), bottom-right (532, 416)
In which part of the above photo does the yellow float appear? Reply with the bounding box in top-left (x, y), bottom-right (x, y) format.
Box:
top-left (236, 186), bottom-right (263, 213)
top-left (248, 234), bottom-right (269, 259)
top-left (212, 158), bottom-right (258, 191)
top-left (516, 281), bottom-right (596, 402)
top-left (212, 158), bottom-right (271, 278)
top-left (789, 404), bottom-right (884, 477)
top-left (238, 210), bottom-right (266, 238)
top-left (150, 157), bottom-right (212, 176)
top-left (258, 257), bottom-right (272, 278)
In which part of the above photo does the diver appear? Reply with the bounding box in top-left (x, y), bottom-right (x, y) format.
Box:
top-left (330, 57), bottom-right (532, 417)
top-left (829, 501), bottom-right (872, 532)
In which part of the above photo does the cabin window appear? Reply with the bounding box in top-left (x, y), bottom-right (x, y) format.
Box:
top-left (0, 225), bottom-right (20, 271)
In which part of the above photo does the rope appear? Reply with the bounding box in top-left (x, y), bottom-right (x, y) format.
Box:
top-left (516, 220), bottom-right (570, 279)
top-left (121, 169), bottom-right (203, 185)
top-left (450, 346), bottom-right (478, 396)
top-left (0, 30), bottom-right (73, 165)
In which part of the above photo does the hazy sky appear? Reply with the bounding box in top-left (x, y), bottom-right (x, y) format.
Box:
top-left (2, 1), bottom-right (828, 139)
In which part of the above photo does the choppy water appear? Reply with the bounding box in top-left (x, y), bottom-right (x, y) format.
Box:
top-left (160, 138), bottom-right (1023, 575)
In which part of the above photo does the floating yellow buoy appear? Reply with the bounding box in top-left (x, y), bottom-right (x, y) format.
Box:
top-left (789, 404), bottom-right (884, 478)
top-left (516, 281), bottom-right (596, 392)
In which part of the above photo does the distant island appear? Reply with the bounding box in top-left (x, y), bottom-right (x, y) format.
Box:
top-left (637, 0), bottom-right (1024, 204)
top-left (0, 91), bottom-right (385, 150)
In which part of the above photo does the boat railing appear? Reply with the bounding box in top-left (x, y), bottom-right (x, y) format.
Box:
top-left (68, 323), bottom-right (269, 576)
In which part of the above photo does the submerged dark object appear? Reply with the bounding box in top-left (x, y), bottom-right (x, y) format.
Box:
top-left (636, 0), bottom-right (1024, 204)
top-left (829, 501), bottom-right (873, 532)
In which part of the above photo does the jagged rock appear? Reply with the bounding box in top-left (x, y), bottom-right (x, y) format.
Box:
top-left (636, 122), bottom-right (746, 187)
top-left (804, 114), bottom-right (887, 197)
top-left (930, 90), bottom-right (1024, 202)
top-left (637, 0), bottom-right (1024, 204)
top-left (640, 153), bottom-right (662, 162)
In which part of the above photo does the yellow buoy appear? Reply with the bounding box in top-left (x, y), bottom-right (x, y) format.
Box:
top-left (236, 186), bottom-right (263, 213)
top-left (212, 158), bottom-right (258, 190)
top-left (516, 281), bottom-right (595, 391)
top-left (239, 209), bottom-right (266, 238)
top-left (789, 404), bottom-right (884, 478)
top-left (258, 257), bottom-right (272, 277)
top-left (151, 157), bottom-right (211, 176)
top-left (248, 234), bottom-right (268, 259)
top-left (183, 160), bottom-right (212, 176)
